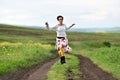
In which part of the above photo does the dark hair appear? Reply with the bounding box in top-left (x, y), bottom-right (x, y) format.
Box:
top-left (57, 15), bottom-right (64, 20)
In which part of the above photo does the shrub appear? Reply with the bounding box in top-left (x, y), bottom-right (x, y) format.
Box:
top-left (103, 41), bottom-right (111, 47)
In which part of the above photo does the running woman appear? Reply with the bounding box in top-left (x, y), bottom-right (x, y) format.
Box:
top-left (45, 15), bottom-right (75, 64)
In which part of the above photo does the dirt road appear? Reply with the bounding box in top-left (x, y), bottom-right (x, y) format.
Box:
top-left (78, 55), bottom-right (118, 80)
top-left (23, 58), bottom-right (58, 80)
top-left (0, 55), bottom-right (118, 80)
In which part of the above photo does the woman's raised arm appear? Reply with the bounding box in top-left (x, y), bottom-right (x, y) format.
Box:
top-left (67, 23), bottom-right (75, 30)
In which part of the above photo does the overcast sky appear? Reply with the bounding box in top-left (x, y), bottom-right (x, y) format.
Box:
top-left (0, 0), bottom-right (120, 28)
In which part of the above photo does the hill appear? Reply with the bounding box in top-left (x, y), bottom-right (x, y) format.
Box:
top-left (69, 27), bottom-right (120, 32)
top-left (0, 24), bottom-right (56, 43)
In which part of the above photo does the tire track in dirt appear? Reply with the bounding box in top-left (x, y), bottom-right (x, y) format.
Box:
top-left (22, 58), bottom-right (59, 80)
top-left (78, 55), bottom-right (118, 80)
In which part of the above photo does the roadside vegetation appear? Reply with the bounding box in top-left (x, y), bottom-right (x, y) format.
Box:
top-left (0, 24), bottom-right (56, 74)
top-left (0, 41), bottom-right (55, 74)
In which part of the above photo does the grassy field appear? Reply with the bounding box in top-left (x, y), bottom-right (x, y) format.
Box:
top-left (0, 24), bottom-right (56, 74)
top-left (0, 41), bottom-right (55, 74)
top-left (69, 31), bottom-right (120, 79)
top-left (70, 32), bottom-right (120, 79)
top-left (0, 24), bottom-right (120, 79)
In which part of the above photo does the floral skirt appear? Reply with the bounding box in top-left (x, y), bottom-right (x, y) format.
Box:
top-left (55, 37), bottom-right (72, 52)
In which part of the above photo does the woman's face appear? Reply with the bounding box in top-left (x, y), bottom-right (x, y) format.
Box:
top-left (58, 17), bottom-right (63, 24)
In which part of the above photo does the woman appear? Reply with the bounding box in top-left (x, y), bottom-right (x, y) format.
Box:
top-left (45, 15), bottom-right (75, 64)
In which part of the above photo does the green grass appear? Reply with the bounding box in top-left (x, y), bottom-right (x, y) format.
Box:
top-left (0, 42), bottom-right (55, 74)
top-left (0, 24), bottom-right (58, 74)
top-left (47, 54), bottom-right (80, 80)
top-left (81, 47), bottom-right (120, 79)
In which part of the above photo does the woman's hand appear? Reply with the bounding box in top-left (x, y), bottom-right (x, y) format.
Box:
top-left (45, 22), bottom-right (49, 26)
top-left (67, 23), bottom-right (75, 30)
top-left (45, 22), bottom-right (49, 30)
top-left (71, 24), bottom-right (75, 27)
top-left (70, 23), bottom-right (75, 28)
